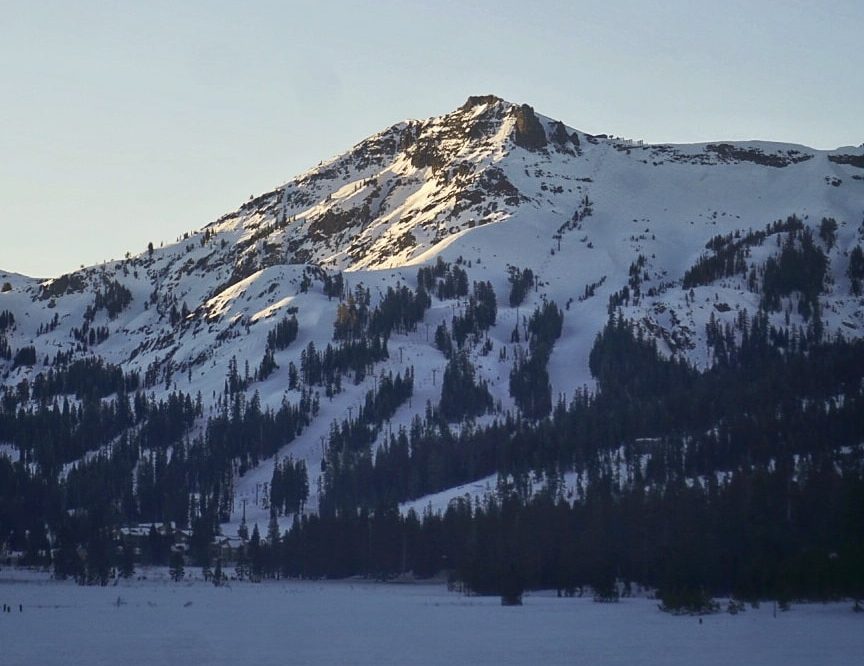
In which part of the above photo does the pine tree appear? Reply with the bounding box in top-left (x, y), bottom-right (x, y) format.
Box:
top-left (249, 524), bottom-right (263, 581)
top-left (267, 512), bottom-right (281, 546)
top-left (85, 529), bottom-right (111, 586)
top-left (500, 562), bottom-right (525, 606)
top-left (849, 245), bottom-right (864, 295)
top-left (53, 529), bottom-right (84, 582)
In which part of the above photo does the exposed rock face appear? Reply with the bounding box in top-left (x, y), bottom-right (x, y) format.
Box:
top-left (398, 123), bottom-right (417, 151)
top-left (549, 120), bottom-right (579, 153)
top-left (828, 153), bottom-right (864, 168)
top-left (512, 104), bottom-right (547, 151)
top-left (409, 139), bottom-right (446, 170)
top-left (460, 94), bottom-right (504, 111)
top-left (409, 97), bottom-right (507, 170)
top-left (549, 121), bottom-right (569, 144)
top-left (706, 143), bottom-right (812, 168)
top-left (478, 168), bottom-right (520, 201)
top-left (308, 208), bottom-right (360, 239)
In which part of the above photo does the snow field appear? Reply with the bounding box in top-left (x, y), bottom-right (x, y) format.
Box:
top-left (0, 571), bottom-right (861, 666)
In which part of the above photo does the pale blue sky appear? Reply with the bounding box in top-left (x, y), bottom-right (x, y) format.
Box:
top-left (1, 0), bottom-right (862, 277)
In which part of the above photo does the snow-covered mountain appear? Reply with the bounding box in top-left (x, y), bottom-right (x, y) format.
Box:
top-left (2, 94), bottom-right (863, 527)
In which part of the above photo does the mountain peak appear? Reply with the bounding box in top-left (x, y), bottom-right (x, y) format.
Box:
top-left (3, 96), bottom-right (863, 552)
top-left (459, 94), bottom-right (508, 111)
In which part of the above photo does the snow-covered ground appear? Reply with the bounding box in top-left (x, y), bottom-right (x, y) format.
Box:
top-left (0, 570), bottom-right (861, 666)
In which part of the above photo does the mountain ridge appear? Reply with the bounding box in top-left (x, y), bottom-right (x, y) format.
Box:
top-left (5, 94), bottom-right (862, 283)
top-left (1, 94), bottom-right (863, 530)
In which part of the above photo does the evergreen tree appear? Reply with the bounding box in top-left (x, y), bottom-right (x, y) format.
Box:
top-left (849, 245), bottom-right (864, 295)
top-left (249, 524), bottom-right (263, 581)
top-left (439, 352), bottom-right (492, 421)
top-left (85, 529), bottom-right (111, 586)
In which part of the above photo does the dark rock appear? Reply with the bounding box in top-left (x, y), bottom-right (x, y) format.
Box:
top-left (39, 273), bottom-right (87, 300)
top-left (512, 105), bottom-right (547, 151)
top-left (706, 143), bottom-right (812, 168)
top-left (410, 139), bottom-right (446, 171)
top-left (398, 124), bottom-right (417, 151)
top-left (828, 153), bottom-right (864, 169)
top-left (549, 121), bottom-right (579, 153)
top-left (460, 94), bottom-right (504, 111)
top-left (308, 208), bottom-right (360, 238)
top-left (479, 167), bottom-right (520, 199)
top-left (549, 121), bottom-right (570, 145)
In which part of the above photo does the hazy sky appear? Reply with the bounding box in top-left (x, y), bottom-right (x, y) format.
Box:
top-left (1, 0), bottom-right (862, 277)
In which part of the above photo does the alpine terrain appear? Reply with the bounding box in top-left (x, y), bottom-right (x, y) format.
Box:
top-left (2, 96), bottom-right (863, 606)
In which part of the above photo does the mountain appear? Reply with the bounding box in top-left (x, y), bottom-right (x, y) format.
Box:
top-left (1, 96), bottom-right (863, 595)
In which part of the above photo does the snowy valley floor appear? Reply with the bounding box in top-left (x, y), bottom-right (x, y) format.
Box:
top-left (0, 570), bottom-right (861, 666)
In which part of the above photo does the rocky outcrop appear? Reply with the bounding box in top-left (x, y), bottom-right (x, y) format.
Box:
top-left (398, 123), bottom-right (417, 151)
top-left (705, 143), bottom-right (813, 168)
top-left (828, 153), bottom-right (864, 168)
top-left (478, 168), bottom-right (520, 203)
top-left (549, 120), bottom-right (580, 153)
top-left (460, 94), bottom-right (504, 111)
top-left (308, 207), bottom-right (361, 239)
top-left (512, 104), bottom-right (547, 151)
top-left (409, 139), bottom-right (447, 171)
